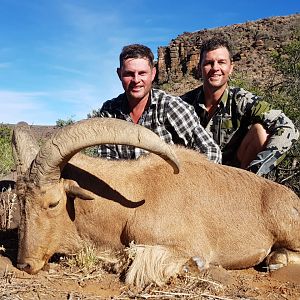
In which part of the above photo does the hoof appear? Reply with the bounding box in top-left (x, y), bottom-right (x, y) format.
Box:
top-left (265, 249), bottom-right (288, 271)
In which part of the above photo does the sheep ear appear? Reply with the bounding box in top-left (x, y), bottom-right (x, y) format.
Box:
top-left (63, 179), bottom-right (94, 200)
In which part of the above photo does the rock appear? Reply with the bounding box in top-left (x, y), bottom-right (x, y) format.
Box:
top-left (154, 14), bottom-right (299, 96)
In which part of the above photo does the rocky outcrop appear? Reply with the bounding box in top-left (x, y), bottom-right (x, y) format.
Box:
top-left (154, 14), bottom-right (300, 95)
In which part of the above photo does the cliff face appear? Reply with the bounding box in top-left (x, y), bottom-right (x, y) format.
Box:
top-left (154, 14), bottom-right (300, 95)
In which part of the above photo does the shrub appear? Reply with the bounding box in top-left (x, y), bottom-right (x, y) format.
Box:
top-left (0, 124), bottom-right (14, 177)
top-left (56, 116), bottom-right (75, 128)
top-left (231, 38), bottom-right (300, 195)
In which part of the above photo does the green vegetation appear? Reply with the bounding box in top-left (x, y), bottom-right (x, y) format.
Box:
top-left (63, 244), bottom-right (100, 271)
top-left (61, 243), bottom-right (120, 275)
top-left (231, 36), bottom-right (300, 194)
top-left (87, 110), bottom-right (100, 118)
top-left (0, 125), bottom-right (14, 177)
top-left (56, 116), bottom-right (76, 128)
top-left (267, 38), bottom-right (300, 194)
top-left (271, 39), bottom-right (300, 122)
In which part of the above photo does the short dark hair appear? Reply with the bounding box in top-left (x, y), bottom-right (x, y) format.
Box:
top-left (200, 37), bottom-right (233, 64)
top-left (119, 44), bottom-right (155, 68)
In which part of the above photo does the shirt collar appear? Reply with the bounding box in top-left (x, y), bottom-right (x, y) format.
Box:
top-left (198, 85), bottom-right (229, 109)
top-left (119, 89), bottom-right (155, 116)
top-left (149, 88), bottom-right (159, 107)
top-left (119, 93), bottom-right (130, 115)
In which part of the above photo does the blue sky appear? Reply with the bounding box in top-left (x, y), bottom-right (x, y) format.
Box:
top-left (0, 0), bottom-right (299, 125)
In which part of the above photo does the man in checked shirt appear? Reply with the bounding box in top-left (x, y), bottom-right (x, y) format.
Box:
top-left (92, 44), bottom-right (221, 163)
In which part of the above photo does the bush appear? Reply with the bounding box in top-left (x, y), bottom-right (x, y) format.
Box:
top-left (231, 37), bottom-right (300, 195)
top-left (0, 125), bottom-right (14, 177)
top-left (56, 117), bottom-right (75, 128)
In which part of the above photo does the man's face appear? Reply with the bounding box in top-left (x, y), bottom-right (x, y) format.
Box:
top-left (117, 57), bottom-right (156, 104)
top-left (200, 47), bottom-right (233, 91)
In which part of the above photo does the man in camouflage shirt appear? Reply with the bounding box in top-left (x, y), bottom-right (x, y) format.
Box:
top-left (181, 37), bottom-right (299, 175)
top-left (93, 44), bottom-right (221, 163)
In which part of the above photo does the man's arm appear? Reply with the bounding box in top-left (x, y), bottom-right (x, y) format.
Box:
top-left (166, 98), bottom-right (222, 163)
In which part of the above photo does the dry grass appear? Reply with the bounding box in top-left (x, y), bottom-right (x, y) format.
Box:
top-left (57, 244), bottom-right (238, 299)
top-left (0, 257), bottom-right (231, 300)
top-left (116, 274), bottom-right (229, 300)
top-left (0, 186), bottom-right (17, 231)
top-left (1, 244), bottom-right (299, 299)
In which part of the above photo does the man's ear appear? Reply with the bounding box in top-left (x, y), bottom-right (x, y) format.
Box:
top-left (151, 66), bottom-right (157, 82)
top-left (229, 62), bottom-right (234, 75)
top-left (197, 63), bottom-right (202, 79)
top-left (117, 68), bottom-right (121, 80)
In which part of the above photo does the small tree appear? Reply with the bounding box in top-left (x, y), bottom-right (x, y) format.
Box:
top-left (56, 116), bottom-right (76, 128)
top-left (0, 125), bottom-right (14, 177)
top-left (231, 37), bottom-right (300, 195)
top-left (87, 109), bottom-right (101, 119)
top-left (271, 39), bottom-right (300, 123)
top-left (269, 38), bottom-right (300, 194)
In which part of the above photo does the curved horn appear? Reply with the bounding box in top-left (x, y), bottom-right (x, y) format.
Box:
top-left (12, 122), bottom-right (40, 175)
top-left (29, 118), bottom-right (180, 186)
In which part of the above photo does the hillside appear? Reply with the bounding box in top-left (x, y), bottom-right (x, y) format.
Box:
top-left (154, 13), bottom-right (300, 95)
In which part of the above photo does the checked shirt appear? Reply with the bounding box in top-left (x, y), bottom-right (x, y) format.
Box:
top-left (93, 88), bottom-right (221, 163)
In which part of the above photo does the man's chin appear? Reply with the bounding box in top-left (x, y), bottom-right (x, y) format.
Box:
top-left (128, 91), bottom-right (145, 101)
top-left (208, 80), bottom-right (227, 88)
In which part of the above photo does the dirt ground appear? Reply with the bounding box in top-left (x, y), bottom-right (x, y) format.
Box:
top-left (1, 229), bottom-right (300, 300)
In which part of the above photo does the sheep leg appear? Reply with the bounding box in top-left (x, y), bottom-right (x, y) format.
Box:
top-left (265, 248), bottom-right (300, 271)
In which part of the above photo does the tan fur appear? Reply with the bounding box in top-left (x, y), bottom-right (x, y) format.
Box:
top-left (13, 121), bottom-right (300, 288)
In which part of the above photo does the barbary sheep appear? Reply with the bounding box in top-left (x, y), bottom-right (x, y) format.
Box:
top-left (13, 118), bottom-right (300, 288)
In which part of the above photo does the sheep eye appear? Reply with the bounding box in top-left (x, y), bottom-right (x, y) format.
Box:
top-left (48, 201), bottom-right (59, 209)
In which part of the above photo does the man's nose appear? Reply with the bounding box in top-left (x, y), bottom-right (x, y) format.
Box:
top-left (132, 73), bottom-right (141, 82)
top-left (212, 61), bottom-right (220, 69)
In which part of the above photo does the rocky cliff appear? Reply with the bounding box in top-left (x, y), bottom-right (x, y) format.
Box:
top-left (154, 14), bottom-right (300, 95)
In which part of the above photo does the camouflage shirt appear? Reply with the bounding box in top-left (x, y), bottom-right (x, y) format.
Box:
top-left (181, 85), bottom-right (299, 175)
top-left (93, 88), bottom-right (221, 163)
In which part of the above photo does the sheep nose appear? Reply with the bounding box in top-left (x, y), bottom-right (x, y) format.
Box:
top-left (17, 262), bottom-right (33, 273)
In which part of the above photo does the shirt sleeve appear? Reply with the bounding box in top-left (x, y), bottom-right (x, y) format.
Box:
top-left (94, 99), bottom-right (149, 160)
top-left (94, 100), bottom-right (122, 159)
top-left (240, 95), bottom-right (299, 175)
top-left (97, 144), bottom-right (120, 159)
top-left (166, 98), bottom-right (222, 163)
